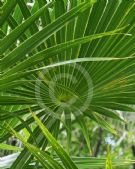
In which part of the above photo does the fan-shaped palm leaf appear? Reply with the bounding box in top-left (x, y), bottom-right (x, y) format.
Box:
top-left (1, 0), bottom-right (135, 168)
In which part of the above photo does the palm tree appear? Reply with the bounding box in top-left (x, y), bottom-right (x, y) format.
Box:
top-left (0, 0), bottom-right (135, 168)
